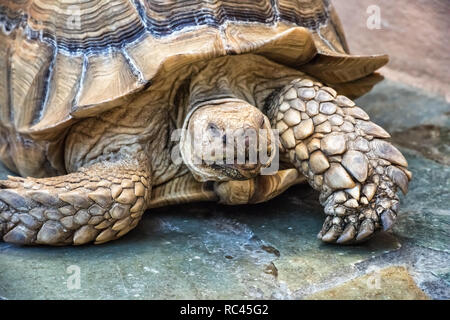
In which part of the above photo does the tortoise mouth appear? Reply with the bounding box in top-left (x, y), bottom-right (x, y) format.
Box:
top-left (188, 137), bottom-right (274, 181)
top-left (210, 163), bottom-right (256, 180)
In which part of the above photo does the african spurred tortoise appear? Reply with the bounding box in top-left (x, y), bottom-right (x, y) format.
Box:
top-left (0, 0), bottom-right (411, 245)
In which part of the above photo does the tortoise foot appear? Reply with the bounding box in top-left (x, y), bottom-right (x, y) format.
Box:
top-left (317, 180), bottom-right (401, 244)
top-left (267, 78), bottom-right (412, 244)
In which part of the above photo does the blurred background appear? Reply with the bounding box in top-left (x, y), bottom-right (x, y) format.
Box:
top-left (333, 0), bottom-right (449, 101)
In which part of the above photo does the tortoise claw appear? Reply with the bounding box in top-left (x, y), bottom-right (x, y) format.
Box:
top-left (381, 210), bottom-right (396, 231)
top-left (336, 224), bottom-right (356, 244)
top-left (356, 219), bottom-right (375, 242)
top-left (321, 225), bottom-right (340, 243)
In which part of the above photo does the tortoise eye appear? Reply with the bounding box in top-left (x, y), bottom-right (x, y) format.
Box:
top-left (207, 123), bottom-right (221, 137)
top-left (260, 116), bottom-right (266, 129)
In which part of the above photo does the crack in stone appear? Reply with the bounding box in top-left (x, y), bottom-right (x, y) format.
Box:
top-left (353, 241), bottom-right (450, 299)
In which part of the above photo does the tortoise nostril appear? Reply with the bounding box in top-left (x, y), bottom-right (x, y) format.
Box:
top-left (244, 136), bottom-right (250, 148)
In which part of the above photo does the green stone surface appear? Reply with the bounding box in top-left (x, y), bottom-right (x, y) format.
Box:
top-left (0, 80), bottom-right (448, 299)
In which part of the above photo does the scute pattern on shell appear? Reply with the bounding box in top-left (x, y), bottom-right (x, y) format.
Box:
top-left (0, 0), bottom-right (387, 130)
top-left (0, 0), bottom-right (387, 178)
top-left (1, 0), bottom-right (337, 53)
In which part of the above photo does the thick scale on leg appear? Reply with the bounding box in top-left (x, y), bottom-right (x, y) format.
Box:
top-left (0, 160), bottom-right (150, 245)
top-left (268, 79), bottom-right (412, 244)
top-left (214, 169), bottom-right (307, 205)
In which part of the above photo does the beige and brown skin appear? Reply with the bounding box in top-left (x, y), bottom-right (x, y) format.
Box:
top-left (0, 54), bottom-right (410, 245)
top-left (0, 0), bottom-right (410, 246)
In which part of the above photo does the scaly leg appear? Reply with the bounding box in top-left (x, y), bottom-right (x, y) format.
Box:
top-left (147, 169), bottom-right (306, 208)
top-left (267, 78), bottom-right (411, 244)
top-left (0, 159), bottom-right (150, 245)
top-left (215, 169), bottom-right (307, 205)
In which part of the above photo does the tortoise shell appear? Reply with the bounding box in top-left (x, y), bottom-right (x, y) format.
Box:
top-left (0, 0), bottom-right (387, 174)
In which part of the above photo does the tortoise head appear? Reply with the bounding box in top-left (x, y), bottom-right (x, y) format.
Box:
top-left (180, 100), bottom-right (277, 182)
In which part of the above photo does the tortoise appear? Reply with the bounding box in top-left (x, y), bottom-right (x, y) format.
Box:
top-left (0, 0), bottom-right (411, 246)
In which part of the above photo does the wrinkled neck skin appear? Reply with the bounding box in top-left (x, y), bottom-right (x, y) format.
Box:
top-left (65, 54), bottom-right (306, 186)
top-left (187, 54), bottom-right (304, 112)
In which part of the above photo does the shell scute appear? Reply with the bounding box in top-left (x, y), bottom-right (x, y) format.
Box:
top-left (0, 0), bottom-right (388, 176)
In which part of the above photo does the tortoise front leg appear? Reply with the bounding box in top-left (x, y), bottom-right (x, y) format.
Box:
top-left (214, 169), bottom-right (307, 205)
top-left (0, 158), bottom-right (150, 245)
top-left (266, 79), bottom-right (411, 244)
top-left (147, 169), bottom-right (306, 209)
